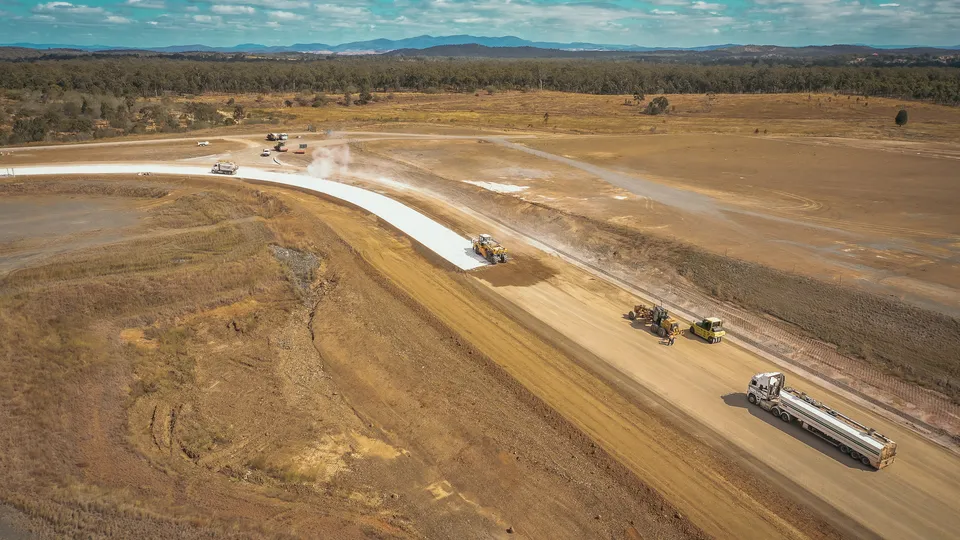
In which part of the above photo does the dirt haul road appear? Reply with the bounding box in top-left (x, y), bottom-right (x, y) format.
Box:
top-left (8, 147), bottom-right (960, 538)
top-left (334, 174), bottom-right (960, 539)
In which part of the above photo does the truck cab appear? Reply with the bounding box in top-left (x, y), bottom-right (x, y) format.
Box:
top-left (747, 372), bottom-right (783, 409)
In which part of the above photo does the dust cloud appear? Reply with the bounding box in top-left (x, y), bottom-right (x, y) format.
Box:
top-left (307, 144), bottom-right (352, 179)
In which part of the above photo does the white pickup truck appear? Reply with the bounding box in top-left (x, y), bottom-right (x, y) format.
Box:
top-left (197, 141), bottom-right (210, 146)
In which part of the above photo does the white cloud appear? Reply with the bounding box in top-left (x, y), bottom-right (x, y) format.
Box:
top-left (186, 6), bottom-right (199, 12)
top-left (35, 2), bottom-right (72, 9)
top-left (106, 15), bottom-right (131, 23)
top-left (146, 20), bottom-right (158, 25)
top-left (314, 4), bottom-right (368, 17)
top-left (212, 5), bottom-right (255, 14)
top-left (878, 3), bottom-right (900, 6)
top-left (203, 0), bottom-right (309, 8)
top-left (30, 14), bottom-right (56, 21)
top-left (652, 9), bottom-right (678, 15)
top-left (126, 0), bottom-right (165, 8)
top-left (690, 1), bottom-right (725, 10)
top-left (267, 10), bottom-right (297, 20)
top-left (193, 14), bottom-right (214, 22)
top-left (34, 2), bottom-right (104, 14)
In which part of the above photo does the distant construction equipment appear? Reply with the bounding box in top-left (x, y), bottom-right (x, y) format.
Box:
top-left (211, 161), bottom-right (238, 175)
top-left (628, 303), bottom-right (680, 338)
top-left (472, 234), bottom-right (507, 264)
top-left (628, 302), bottom-right (725, 343)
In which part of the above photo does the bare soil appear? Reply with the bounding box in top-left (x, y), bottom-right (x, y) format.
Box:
top-left (339, 143), bottom-right (960, 425)
top-left (0, 176), bottom-right (705, 539)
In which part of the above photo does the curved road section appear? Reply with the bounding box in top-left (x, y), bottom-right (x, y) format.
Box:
top-left (8, 164), bottom-right (487, 271)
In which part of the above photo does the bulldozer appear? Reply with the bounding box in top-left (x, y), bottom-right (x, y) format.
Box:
top-left (690, 317), bottom-right (725, 344)
top-left (472, 234), bottom-right (507, 264)
top-left (650, 305), bottom-right (682, 339)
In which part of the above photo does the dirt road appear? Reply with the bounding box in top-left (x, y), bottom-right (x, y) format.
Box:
top-left (477, 251), bottom-right (960, 540)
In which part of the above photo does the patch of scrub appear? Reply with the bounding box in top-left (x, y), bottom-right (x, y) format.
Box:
top-left (463, 181), bottom-right (529, 194)
top-left (119, 328), bottom-right (158, 350)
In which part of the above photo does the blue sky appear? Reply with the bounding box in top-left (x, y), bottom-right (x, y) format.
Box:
top-left (0, 0), bottom-right (957, 48)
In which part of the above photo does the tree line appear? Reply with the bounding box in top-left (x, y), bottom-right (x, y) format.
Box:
top-left (0, 57), bottom-right (958, 104)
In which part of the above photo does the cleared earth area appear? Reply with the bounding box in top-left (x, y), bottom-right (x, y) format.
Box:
top-left (0, 176), bottom-right (705, 539)
top-left (2, 92), bottom-right (960, 539)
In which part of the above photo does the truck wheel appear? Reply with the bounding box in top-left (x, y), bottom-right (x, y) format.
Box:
top-left (771, 407), bottom-right (781, 417)
top-left (658, 327), bottom-right (666, 338)
top-left (628, 311), bottom-right (636, 320)
top-left (747, 394), bottom-right (757, 405)
top-left (499, 254), bottom-right (506, 263)
top-left (708, 337), bottom-right (716, 344)
top-left (850, 451), bottom-right (862, 460)
top-left (860, 456), bottom-right (871, 466)
top-left (780, 412), bottom-right (791, 422)
top-left (839, 445), bottom-right (851, 454)
top-left (474, 246), bottom-right (480, 255)
top-left (690, 325), bottom-right (696, 333)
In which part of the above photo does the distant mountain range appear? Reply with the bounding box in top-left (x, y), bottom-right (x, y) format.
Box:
top-left (3, 35), bottom-right (959, 55)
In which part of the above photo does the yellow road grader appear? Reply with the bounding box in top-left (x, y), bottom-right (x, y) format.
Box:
top-left (628, 304), bottom-right (681, 339)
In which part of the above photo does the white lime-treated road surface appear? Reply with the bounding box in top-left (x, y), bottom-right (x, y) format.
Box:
top-left (8, 163), bottom-right (488, 271)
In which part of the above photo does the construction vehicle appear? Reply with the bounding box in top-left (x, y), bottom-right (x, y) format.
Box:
top-left (197, 141), bottom-right (210, 146)
top-left (211, 161), bottom-right (238, 175)
top-left (266, 133), bottom-right (278, 141)
top-left (690, 317), bottom-right (725, 343)
top-left (279, 133), bottom-right (289, 140)
top-left (649, 305), bottom-right (681, 338)
top-left (274, 141), bottom-right (288, 152)
top-left (747, 372), bottom-right (897, 469)
top-left (472, 234), bottom-right (507, 264)
top-left (627, 304), bottom-right (650, 321)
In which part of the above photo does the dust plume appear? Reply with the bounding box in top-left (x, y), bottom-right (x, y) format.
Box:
top-left (307, 144), bottom-right (352, 179)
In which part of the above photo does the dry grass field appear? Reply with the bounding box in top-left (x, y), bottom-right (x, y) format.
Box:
top-left (184, 90), bottom-right (960, 141)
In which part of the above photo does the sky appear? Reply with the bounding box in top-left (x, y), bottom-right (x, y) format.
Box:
top-left (0, 0), bottom-right (957, 48)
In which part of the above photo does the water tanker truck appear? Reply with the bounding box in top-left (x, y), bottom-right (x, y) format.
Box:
top-left (211, 161), bottom-right (239, 175)
top-left (747, 372), bottom-right (897, 469)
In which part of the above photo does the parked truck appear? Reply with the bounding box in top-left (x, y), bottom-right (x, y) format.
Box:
top-left (747, 372), bottom-right (897, 469)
